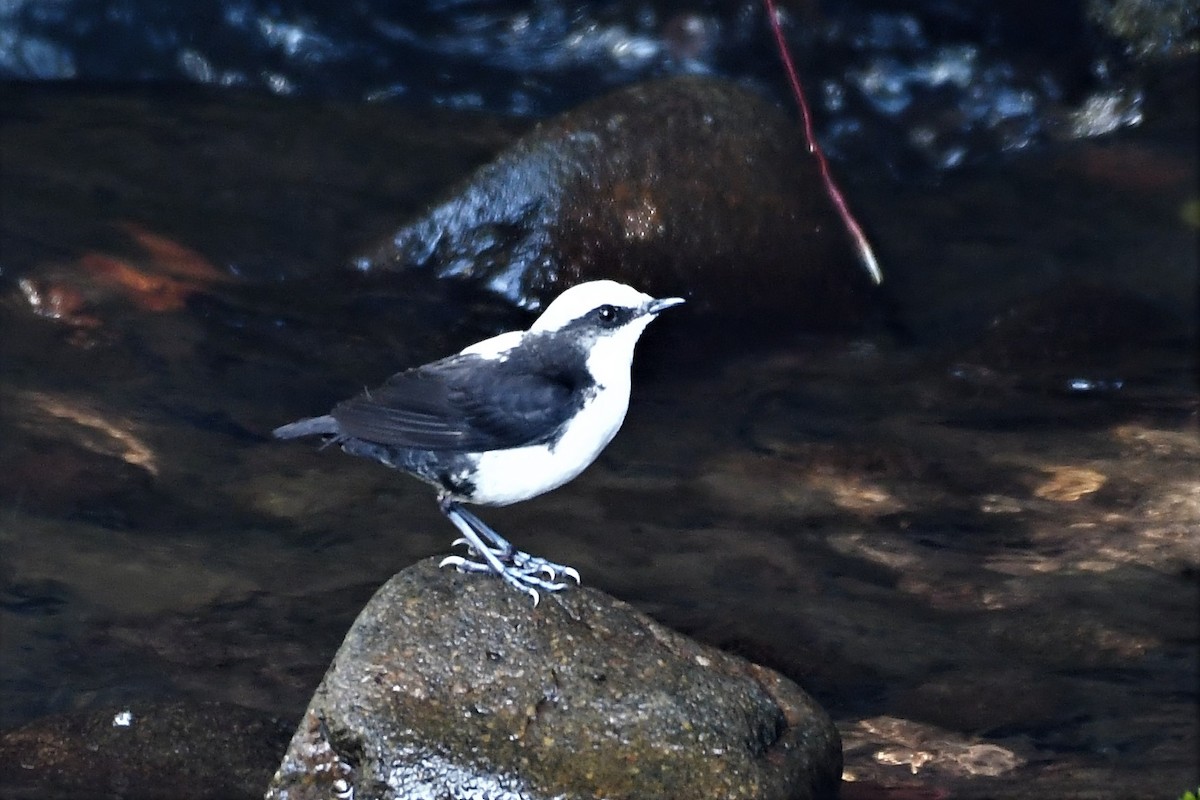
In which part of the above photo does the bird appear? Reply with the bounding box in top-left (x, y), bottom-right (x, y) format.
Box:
top-left (274, 280), bottom-right (684, 604)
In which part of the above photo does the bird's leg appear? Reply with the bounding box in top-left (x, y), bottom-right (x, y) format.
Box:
top-left (436, 497), bottom-right (575, 604)
top-left (452, 504), bottom-right (581, 585)
top-left (447, 507), bottom-right (516, 560)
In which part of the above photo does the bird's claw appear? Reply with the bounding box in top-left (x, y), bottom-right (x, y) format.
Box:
top-left (439, 555), bottom-right (470, 571)
top-left (507, 551), bottom-right (582, 585)
top-left (445, 542), bottom-right (581, 587)
top-left (439, 549), bottom-right (572, 601)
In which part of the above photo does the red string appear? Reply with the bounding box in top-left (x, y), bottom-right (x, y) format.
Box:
top-left (763, 0), bottom-right (882, 284)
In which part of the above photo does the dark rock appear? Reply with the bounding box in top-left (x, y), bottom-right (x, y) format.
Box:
top-left (266, 558), bottom-right (841, 800)
top-left (976, 283), bottom-right (1181, 365)
top-left (952, 282), bottom-right (1185, 392)
top-left (356, 76), bottom-right (873, 325)
top-left (0, 701), bottom-right (291, 800)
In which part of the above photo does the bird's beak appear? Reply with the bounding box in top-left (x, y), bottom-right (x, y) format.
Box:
top-left (644, 296), bottom-right (686, 316)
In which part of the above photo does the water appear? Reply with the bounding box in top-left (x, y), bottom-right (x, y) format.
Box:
top-left (0, 0), bottom-right (1176, 177)
top-left (1, 62), bottom-right (1197, 800)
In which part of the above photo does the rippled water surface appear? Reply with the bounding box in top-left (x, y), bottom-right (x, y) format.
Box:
top-left (1, 67), bottom-right (1197, 800)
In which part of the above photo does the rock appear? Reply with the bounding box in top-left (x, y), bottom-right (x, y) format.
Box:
top-left (0, 701), bottom-right (291, 800)
top-left (356, 76), bottom-right (874, 325)
top-left (952, 282), bottom-right (1184, 392)
top-left (266, 558), bottom-right (841, 800)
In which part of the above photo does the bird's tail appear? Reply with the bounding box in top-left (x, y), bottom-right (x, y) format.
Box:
top-left (273, 415), bottom-right (339, 439)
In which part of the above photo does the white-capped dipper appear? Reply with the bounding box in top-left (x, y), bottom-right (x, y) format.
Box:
top-left (274, 280), bottom-right (684, 604)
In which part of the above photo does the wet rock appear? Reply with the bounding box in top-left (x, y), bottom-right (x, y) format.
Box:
top-left (953, 282), bottom-right (1185, 392)
top-left (0, 701), bottom-right (291, 800)
top-left (356, 76), bottom-right (873, 324)
top-left (266, 558), bottom-right (841, 800)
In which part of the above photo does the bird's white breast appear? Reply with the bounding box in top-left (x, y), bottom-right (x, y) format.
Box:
top-left (466, 371), bottom-right (631, 506)
top-left (457, 297), bottom-right (655, 506)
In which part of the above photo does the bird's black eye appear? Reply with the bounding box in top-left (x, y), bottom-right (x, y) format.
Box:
top-left (594, 304), bottom-right (618, 326)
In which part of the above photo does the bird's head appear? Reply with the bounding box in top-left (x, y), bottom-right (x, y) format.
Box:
top-left (529, 280), bottom-right (685, 376)
top-left (531, 280), bottom-right (684, 336)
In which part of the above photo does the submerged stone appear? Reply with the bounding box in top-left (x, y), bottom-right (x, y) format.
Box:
top-left (266, 558), bottom-right (841, 800)
top-left (953, 282), bottom-right (1186, 393)
top-left (356, 75), bottom-right (874, 325)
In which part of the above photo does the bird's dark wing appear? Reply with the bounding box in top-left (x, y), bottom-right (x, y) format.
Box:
top-left (328, 352), bottom-right (589, 452)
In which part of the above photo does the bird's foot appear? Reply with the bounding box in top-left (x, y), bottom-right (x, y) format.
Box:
top-left (512, 552), bottom-right (582, 585)
top-left (440, 541), bottom-right (581, 605)
top-left (439, 554), bottom-right (566, 605)
top-left (448, 537), bottom-right (581, 584)
top-left (437, 500), bottom-right (580, 605)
